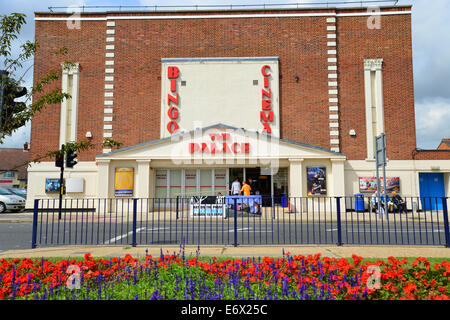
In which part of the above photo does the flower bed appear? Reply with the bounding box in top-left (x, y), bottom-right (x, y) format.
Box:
top-left (0, 249), bottom-right (448, 300)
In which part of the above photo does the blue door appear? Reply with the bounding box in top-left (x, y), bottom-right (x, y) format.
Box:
top-left (419, 173), bottom-right (445, 210)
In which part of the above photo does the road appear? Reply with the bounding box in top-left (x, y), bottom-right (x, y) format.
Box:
top-left (0, 210), bottom-right (447, 250)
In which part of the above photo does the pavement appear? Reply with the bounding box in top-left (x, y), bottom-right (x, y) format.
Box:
top-left (0, 244), bottom-right (449, 259)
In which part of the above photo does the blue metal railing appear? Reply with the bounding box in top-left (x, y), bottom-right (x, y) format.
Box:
top-left (31, 196), bottom-right (450, 249)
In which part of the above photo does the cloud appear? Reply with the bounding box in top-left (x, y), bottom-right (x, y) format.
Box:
top-left (415, 98), bottom-right (450, 149)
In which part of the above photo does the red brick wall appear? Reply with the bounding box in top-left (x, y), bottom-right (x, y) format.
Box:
top-left (337, 13), bottom-right (416, 160)
top-left (31, 7), bottom-right (415, 161)
top-left (31, 20), bottom-right (106, 162)
top-left (413, 150), bottom-right (450, 160)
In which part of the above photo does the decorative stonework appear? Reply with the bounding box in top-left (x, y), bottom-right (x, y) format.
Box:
top-left (364, 58), bottom-right (383, 71)
top-left (327, 17), bottom-right (339, 153)
top-left (103, 20), bottom-right (115, 153)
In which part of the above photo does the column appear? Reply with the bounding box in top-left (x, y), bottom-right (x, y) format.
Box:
top-left (289, 158), bottom-right (304, 213)
top-left (96, 159), bottom-right (110, 213)
top-left (289, 158), bottom-right (304, 197)
top-left (136, 160), bottom-right (151, 198)
top-left (331, 158), bottom-right (346, 197)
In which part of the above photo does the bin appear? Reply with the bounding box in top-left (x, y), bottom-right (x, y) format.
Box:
top-left (354, 193), bottom-right (365, 212)
top-left (281, 194), bottom-right (288, 208)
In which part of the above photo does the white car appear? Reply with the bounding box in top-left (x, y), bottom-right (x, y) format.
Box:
top-left (0, 188), bottom-right (26, 213)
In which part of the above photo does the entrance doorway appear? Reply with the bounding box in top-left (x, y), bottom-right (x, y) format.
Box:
top-left (419, 173), bottom-right (445, 210)
top-left (245, 167), bottom-right (272, 197)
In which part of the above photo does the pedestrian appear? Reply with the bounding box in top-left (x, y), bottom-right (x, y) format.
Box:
top-left (231, 177), bottom-right (241, 195)
top-left (248, 177), bottom-right (257, 195)
top-left (240, 180), bottom-right (252, 196)
top-left (391, 191), bottom-right (407, 214)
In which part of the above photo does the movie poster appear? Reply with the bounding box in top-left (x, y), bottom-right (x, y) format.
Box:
top-left (45, 178), bottom-right (61, 193)
top-left (115, 168), bottom-right (134, 196)
top-left (359, 177), bottom-right (400, 193)
top-left (307, 167), bottom-right (327, 196)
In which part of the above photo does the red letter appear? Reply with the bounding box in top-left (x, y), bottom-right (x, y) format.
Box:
top-left (264, 77), bottom-right (269, 88)
top-left (168, 93), bottom-right (179, 105)
top-left (262, 99), bottom-right (271, 110)
top-left (231, 143), bottom-right (240, 153)
top-left (168, 66), bottom-right (179, 79)
top-left (167, 121), bottom-right (179, 134)
top-left (170, 79), bottom-right (177, 92)
top-left (260, 111), bottom-right (273, 122)
top-left (189, 143), bottom-right (199, 153)
top-left (242, 143), bottom-right (250, 154)
top-left (168, 106), bottom-right (178, 120)
top-left (262, 122), bottom-right (272, 133)
top-left (262, 88), bottom-right (271, 99)
top-left (201, 143), bottom-right (210, 153)
top-left (261, 65), bottom-right (271, 77)
top-left (222, 143), bottom-right (231, 153)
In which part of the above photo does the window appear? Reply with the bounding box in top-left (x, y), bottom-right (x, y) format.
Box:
top-left (155, 170), bottom-right (167, 198)
top-left (154, 168), bottom-right (229, 198)
top-left (2, 171), bottom-right (15, 178)
top-left (60, 63), bottom-right (80, 146)
top-left (184, 169), bottom-right (197, 197)
top-left (200, 169), bottom-right (212, 196)
top-left (169, 169), bottom-right (182, 198)
top-left (364, 59), bottom-right (384, 159)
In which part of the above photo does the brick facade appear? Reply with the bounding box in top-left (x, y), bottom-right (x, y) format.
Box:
top-left (31, 6), bottom-right (416, 162)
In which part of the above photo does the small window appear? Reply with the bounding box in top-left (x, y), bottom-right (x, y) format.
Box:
top-left (253, 80), bottom-right (258, 86)
top-left (2, 171), bottom-right (15, 178)
top-left (181, 80), bottom-right (186, 87)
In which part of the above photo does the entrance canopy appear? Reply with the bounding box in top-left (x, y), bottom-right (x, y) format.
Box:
top-left (97, 124), bottom-right (344, 162)
top-left (95, 124), bottom-right (347, 198)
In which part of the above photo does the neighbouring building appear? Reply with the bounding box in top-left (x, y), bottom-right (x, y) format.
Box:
top-left (0, 147), bottom-right (29, 189)
top-left (26, 4), bottom-right (450, 209)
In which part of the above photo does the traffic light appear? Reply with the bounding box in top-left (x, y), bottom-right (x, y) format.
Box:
top-left (66, 148), bottom-right (77, 168)
top-left (0, 71), bottom-right (27, 127)
top-left (55, 153), bottom-right (64, 168)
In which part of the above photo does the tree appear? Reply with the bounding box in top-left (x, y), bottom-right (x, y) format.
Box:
top-left (0, 13), bottom-right (122, 172)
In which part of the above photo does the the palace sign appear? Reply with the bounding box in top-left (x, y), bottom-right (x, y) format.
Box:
top-left (189, 132), bottom-right (250, 154)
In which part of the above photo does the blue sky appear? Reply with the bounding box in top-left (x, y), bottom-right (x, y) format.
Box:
top-left (1, 0), bottom-right (449, 149)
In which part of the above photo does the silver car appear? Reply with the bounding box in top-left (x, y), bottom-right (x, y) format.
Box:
top-left (0, 187), bottom-right (26, 213)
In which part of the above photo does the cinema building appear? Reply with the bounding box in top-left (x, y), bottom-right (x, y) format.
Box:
top-left (26, 4), bottom-right (450, 209)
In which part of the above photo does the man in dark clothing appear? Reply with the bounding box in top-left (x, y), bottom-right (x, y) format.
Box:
top-left (247, 178), bottom-right (257, 195)
top-left (391, 191), bottom-right (407, 214)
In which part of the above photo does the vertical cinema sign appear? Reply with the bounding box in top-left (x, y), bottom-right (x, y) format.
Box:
top-left (261, 65), bottom-right (273, 133)
top-left (167, 66), bottom-right (180, 134)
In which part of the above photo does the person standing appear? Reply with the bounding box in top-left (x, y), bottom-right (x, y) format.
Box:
top-left (231, 177), bottom-right (241, 195)
top-left (240, 180), bottom-right (252, 196)
top-left (248, 177), bottom-right (257, 195)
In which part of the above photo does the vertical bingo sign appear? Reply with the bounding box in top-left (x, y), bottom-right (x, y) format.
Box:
top-left (115, 168), bottom-right (134, 196)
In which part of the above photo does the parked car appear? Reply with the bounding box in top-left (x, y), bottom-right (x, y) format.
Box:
top-left (6, 188), bottom-right (27, 199)
top-left (0, 187), bottom-right (26, 213)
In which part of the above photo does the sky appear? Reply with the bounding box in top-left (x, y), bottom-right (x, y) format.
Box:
top-left (0, 0), bottom-right (449, 150)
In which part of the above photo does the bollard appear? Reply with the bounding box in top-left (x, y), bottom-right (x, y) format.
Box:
top-left (132, 198), bottom-right (137, 247)
top-left (234, 198), bottom-right (238, 247)
top-left (441, 197), bottom-right (450, 248)
top-left (336, 197), bottom-right (343, 246)
top-left (31, 199), bottom-right (39, 249)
